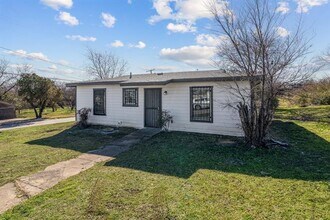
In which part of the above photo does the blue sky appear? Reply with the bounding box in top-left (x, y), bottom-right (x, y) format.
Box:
top-left (0, 0), bottom-right (329, 81)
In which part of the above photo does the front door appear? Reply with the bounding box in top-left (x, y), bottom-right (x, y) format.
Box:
top-left (145, 88), bottom-right (162, 128)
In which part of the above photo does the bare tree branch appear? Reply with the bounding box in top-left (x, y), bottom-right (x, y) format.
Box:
top-left (208, 0), bottom-right (316, 147)
top-left (85, 48), bottom-right (128, 79)
top-left (0, 58), bottom-right (17, 100)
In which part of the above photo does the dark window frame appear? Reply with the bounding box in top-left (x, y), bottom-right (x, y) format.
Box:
top-left (93, 88), bottom-right (106, 115)
top-left (122, 88), bottom-right (139, 107)
top-left (190, 86), bottom-right (213, 123)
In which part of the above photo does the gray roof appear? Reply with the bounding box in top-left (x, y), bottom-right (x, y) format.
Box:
top-left (66, 70), bottom-right (254, 87)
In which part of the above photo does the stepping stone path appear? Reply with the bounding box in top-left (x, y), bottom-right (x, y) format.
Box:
top-left (0, 127), bottom-right (161, 214)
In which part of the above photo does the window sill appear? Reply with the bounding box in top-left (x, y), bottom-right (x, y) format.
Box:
top-left (190, 120), bottom-right (213, 123)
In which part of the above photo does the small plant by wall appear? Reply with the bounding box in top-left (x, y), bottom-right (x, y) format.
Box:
top-left (78, 108), bottom-right (91, 128)
top-left (159, 110), bottom-right (173, 132)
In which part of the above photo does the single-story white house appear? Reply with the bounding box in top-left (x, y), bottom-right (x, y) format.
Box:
top-left (67, 70), bottom-right (253, 137)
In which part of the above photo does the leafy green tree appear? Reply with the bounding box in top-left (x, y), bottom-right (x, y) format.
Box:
top-left (48, 84), bottom-right (64, 112)
top-left (18, 73), bottom-right (63, 118)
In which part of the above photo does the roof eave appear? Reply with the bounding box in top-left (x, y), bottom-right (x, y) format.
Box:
top-left (66, 80), bottom-right (124, 87)
top-left (67, 75), bottom-right (260, 87)
top-left (120, 75), bottom-right (257, 86)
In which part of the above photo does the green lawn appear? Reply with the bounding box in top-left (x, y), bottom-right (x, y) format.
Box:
top-left (2, 119), bottom-right (329, 219)
top-left (17, 107), bottom-right (75, 119)
top-left (275, 105), bottom-right (330, 123)
top-left (0, 123), bottom-right (135, 186)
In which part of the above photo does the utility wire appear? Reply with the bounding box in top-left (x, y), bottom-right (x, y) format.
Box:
top-left (3, 72), bottom-right (77, 82)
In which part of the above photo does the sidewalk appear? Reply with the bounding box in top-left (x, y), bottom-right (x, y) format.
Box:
top-left (0, 117), bottom-right (75, 131)
top-left (0, 127), bottom-right (161, 214)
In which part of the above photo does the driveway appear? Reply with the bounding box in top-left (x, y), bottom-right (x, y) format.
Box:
top-left (0, 117), bottom-right (76, 131)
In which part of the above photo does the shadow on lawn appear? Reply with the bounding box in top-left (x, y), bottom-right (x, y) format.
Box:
top-left (105, 120), bottom-right (330, 181)
top-left (26, 125), bottom-right (136, 153)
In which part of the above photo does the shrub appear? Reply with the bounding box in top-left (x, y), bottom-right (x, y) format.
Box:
top-left (78, 108), bottom-right (91, 128)
top-left (159, 110), bottom-right (173, 132)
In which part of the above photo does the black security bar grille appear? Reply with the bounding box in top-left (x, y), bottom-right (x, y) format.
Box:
top-left (190, 86), bottom-right (213, 123)
top-left (123, 88), bottom-right (138, 107)
top-left (93, 88), bottom-right (106, 115)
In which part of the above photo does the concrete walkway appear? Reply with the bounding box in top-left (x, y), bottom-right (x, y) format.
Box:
top-left (0, 127), bottom-right (161, 214)
top-left (0, 117), bottom-right (75, 131)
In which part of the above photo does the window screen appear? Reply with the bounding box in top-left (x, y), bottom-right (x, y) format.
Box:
top-left (123, 88), bottom-right (138, 107)
top-left (190, 86), bottom-right (213, 122)
top-left (93, 89), bottom-right (106, 115)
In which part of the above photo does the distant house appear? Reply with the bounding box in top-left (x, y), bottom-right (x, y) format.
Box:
top-left (67, 70), bottom-right (253, 136)
top-left (0, 101), bottom-right (16, 120)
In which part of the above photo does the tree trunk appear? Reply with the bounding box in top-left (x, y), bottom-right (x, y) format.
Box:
top-left (39, 107), bottom-right (45, 118)
top-left (33, 108), bottom-right (40, 119)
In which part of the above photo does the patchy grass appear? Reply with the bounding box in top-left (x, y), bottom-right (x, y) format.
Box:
top-left (2, 120), bottom-right (329, 219)
top-left (0, 122), bottom-right (135, 186)
top-left (275, 105), bottom-right (330, 123)
top-left (17, 107), bottom-right (75, 119)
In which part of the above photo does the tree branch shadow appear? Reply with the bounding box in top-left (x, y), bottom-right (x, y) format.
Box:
top-left (105, 121), bottom-right (329, 181)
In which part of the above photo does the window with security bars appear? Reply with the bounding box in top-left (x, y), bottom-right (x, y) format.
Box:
top-left (93, 89), bottom-right (106, 115)
top-left (190, 86), bottom-right (213, 122)
top-left (123, 88), bottom-right (138, 107)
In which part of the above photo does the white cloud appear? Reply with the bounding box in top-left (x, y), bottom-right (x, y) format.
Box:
top-left (27, 52), bottom-right (50, 61)
top-left (130, 41), bottom-right (146, 49)
top-left (58, 59), bottom-right (69, 65)
top-left (63, 69), bottom-right (74, 74)
top-left (149, 0), bottom-right (174, 24)
top-left (159, 45), bottom-right (216, 66)
top-left (148, 0), bottom-right (227, 24)
top-left (6, 49), bottom-right (50, 61)
top-left (295, 0), bottom-right (328, 13)
top-left (57, 11), bottom-right (79, 26)
top-left (167, 22), bottom-right (196, 33)
top-left (277, 27), bottom-right (290, 37)
top-left (65, 35), bottom-right (96, 42)
top-left (101, 12), bottom-right (116, 28)
top-left (128, 0), bottom-right (132, 4)
top-left (110, 40), bottom-right (124, 47)
top-left (40, 0), bottom-right (73, 10)
top-left (276, 1), bottom-right (290, 14)
top-left (49, 64), bottom-right (57, 70)
top-left (196, 34), bottom-right (220, 47)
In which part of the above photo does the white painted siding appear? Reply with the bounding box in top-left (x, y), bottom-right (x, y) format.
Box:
top-left (76, 81), bottom-right (249, 136)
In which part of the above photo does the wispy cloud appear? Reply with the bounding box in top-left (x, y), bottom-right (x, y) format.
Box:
top-left (66, 35), bottom-right (96, 42)
top-left (167, 22), bottom-right (196, 33)
top-left (110, 40), bottom-right (124, 47)
top-left (5, 49), bottom-right (50, 61)
top-left (148, 0), bottom-right (227, 24)
top-left (277, 27), bottom-right (290, 37)
top-left (57, 11), bottom-right (79, 26)
top-left (159, 45), bottom-right (216, 66)
top-left (101, 12), bottom-right (116, 28)
top-left (276, 1), bottom-right (290, 14)
top-left (40, 0), bottom-right (73, 10)
top-left (129, 41), bottom-right (146, 49)
top-left (295, 0), bottom-right (328, 13)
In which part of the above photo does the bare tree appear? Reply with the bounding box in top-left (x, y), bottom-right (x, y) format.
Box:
top-left (208, 0), bottom-right (317, 147)
top-left (16, 63), bottom-right (33, 75)
top-left (85, 48), bottom-right (128, 79)
top-left (318, 47), bottom-right (330, 68)
top-left (0, 59), bottom-right (17, 101)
